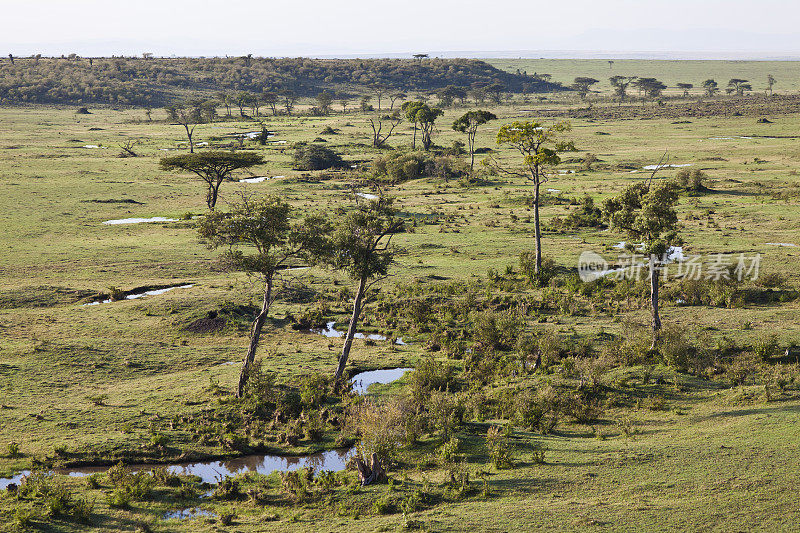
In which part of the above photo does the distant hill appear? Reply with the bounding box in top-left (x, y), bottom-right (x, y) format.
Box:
top-left (0, 56), bottom-right (564, 106)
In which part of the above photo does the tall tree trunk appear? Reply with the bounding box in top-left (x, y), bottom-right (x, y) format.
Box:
top-left (649, 255), bottom-right (661, 348)
top-left (237, 277), bottom-right (273, 398)
top-left (335, 275), bottom-right (367, 381)
top-left (185, 124), bottom-right (194, 153)
top-left (208, 178), bottom-right (222, 209)
top-left (533, 178), bottom-right (542, 275)
top-left (412, 124), bottom-right (417, 150)
top-left (468, 131), bottom-right (475, 172)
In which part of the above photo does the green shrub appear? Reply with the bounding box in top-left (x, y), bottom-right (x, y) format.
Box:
top-left (371, 151), bottom-right (438, 184)
top-left (426, 390), bottom-right (465, 440)
top-left (242, 359), bottom-right (277, 406)
top-left (486, 425), bottom-right (514, 469)
top-left (151, 466), bottom-right (181, 487)
top-left (149, 432), bottom-right (169, 447)
top-left (213, 477), bottom-right (242, 500)
top-left (106, 462), bottom-right (154, 500)
top-left (5, 441), bottom-right (21, 458)
top-left (432, 155), bottom-right (469, 181)
top-left (298, 373), bottom-right (328, 408)
top-left (437, 436), bottom-right (461, 464)
top-left (658, 324), bottom-right (694, 371)
top-left (85, 473), bottom-right (101, 489)
top-left (563, 391), bottom-right (604, 423)
top-left (280, 469), bottom-right (313, 502)
top-left (550, 194), bottom-right (603, 230)
top-left (372, 488), bottom-right (394, 514)
top-left (107, 286), bottom-right (126, 301)
top-left (673, 168), bottom-right (708, 192)
top-left (45, 483), bottom-right (73, 517)
top-left (12, 506), bottom-right (37, 529)
top-left (409, 357), bottom-right (457, 406)
top-left (293, 145), bottom-right (346, 170)
top-left (303, 410), bottom-right (325, 442)
top-left (514, 386), bottom-right (560, 434)
top-left (219, 509), bottom-right (237, 526)
top-left (471, 309), bottom-right (523, 351)
top-left (519, 254), bottom-right (557, 286)
top-left (348, 398), bottom-right (409, 462)
top-left (753, 334), bottom-right (779, 360)
top-left (106, 489), bottom-right (131, 509)
top-left (726, 352), bottom-right (763, 386)
top-left (70, 496), bottom-right (95, 523)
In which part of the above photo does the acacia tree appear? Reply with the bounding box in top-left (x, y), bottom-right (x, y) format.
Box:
top-left (160, 151), bottom-right (264, 209)
top-left (262, 91), bottom-right (279, 115)
top-left (249, 93), bottom-right (261, 117)
top-left (401, 102), bottom-right (443, 151)
top-left (728, 79), bottom-right (750, 96)
top-left (165, 99), bottom-right (215, 153)
top-left (485, 83), bottom-right (506, 104)
top-left (572, 77), bottom-right (599, 100)
top-left (235, 92), bottom-right (250, 117)
top-left (217, 92), bottom-right (232, 117)
top-left (677, 82), bottom-right (694, 97)
top-left (316, 90), bottom-right (334, 115)
top-left (368, 110), bottom-right (402, 148)
top-left (370, 84), bottom-right (388, 111)
top-left (388, 91), bottom-right (406, 110)
top-left (452, 109), bottom-right (497, 172)
top-left (401, 101), bottom-right (422, 149)
top-left (438, 85), bottom-right (465, 107)
top-left (702, 79), bottom-right (719, 97)
top-left (337, 92), bottom-right (351, 113)
top-left (490, 121), bottom-right (573, 276)
top-left (633, 78), bottom-right (667, 100)
top-left (319, 197), bottom-right (404, 381)
top-left (767, 74), bottom-right (777, 95)
top-left (282, 91), bottom-right (297, 115)
top-left (602, 182), bottom-right (681, 346)
top-left (198, 194), bottom-right (329, 397)
top-left (610, 75), bottom-right (637, 103)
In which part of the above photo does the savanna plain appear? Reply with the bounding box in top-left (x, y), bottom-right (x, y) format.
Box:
top-left (1, 58), bottom-right (800, 532)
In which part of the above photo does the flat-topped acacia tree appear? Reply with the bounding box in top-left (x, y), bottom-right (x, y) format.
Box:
top-left (602, 182), bottom-right (682, 347)
top-left (160, 151), bottom-right (264, 209)
top-left (317, 197), bottom-right (404, 381)
top-left (490, 121), bottom-right (573, 277)
top-left (198, 193), bottom-right (329, 397)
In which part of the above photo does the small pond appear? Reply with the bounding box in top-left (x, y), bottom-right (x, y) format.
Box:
top-left (311, 321), bottom-right (406, 345)
top-left (0, 367), bottom-right (413, 491)
top-left (102, 216), bottom-right (178, 225)
top-left (84, 284), bottom-right (194, 306)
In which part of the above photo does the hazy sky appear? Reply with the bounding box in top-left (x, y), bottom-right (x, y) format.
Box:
top-left (4, 0), bottom-right (800, 57)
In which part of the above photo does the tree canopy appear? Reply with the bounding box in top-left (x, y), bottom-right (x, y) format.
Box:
top-left (198, 194), bottom-right (329, 396)
top-left (160, 151), bottom-right (264, 209)
top-left (453, 110), bottom-right (497, 171)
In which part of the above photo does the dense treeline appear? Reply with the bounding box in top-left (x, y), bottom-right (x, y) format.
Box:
top-left (0, 56), bottom-right (561, 106)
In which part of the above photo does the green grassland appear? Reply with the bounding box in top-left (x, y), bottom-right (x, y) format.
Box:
top-left (1, 65), bottom-right (800, 531)
top-left (488, 58), bottom-right (800, 96)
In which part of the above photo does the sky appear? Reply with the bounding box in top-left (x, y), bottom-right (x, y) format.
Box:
top-left (3, 0), bottom-right (800, 58)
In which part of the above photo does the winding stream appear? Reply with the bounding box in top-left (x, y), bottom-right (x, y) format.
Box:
top-left (0, 367), bottom-right (413, 491)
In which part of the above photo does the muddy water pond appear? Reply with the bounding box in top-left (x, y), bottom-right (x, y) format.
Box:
top-left (0, 367), bottom-right (413, 491)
